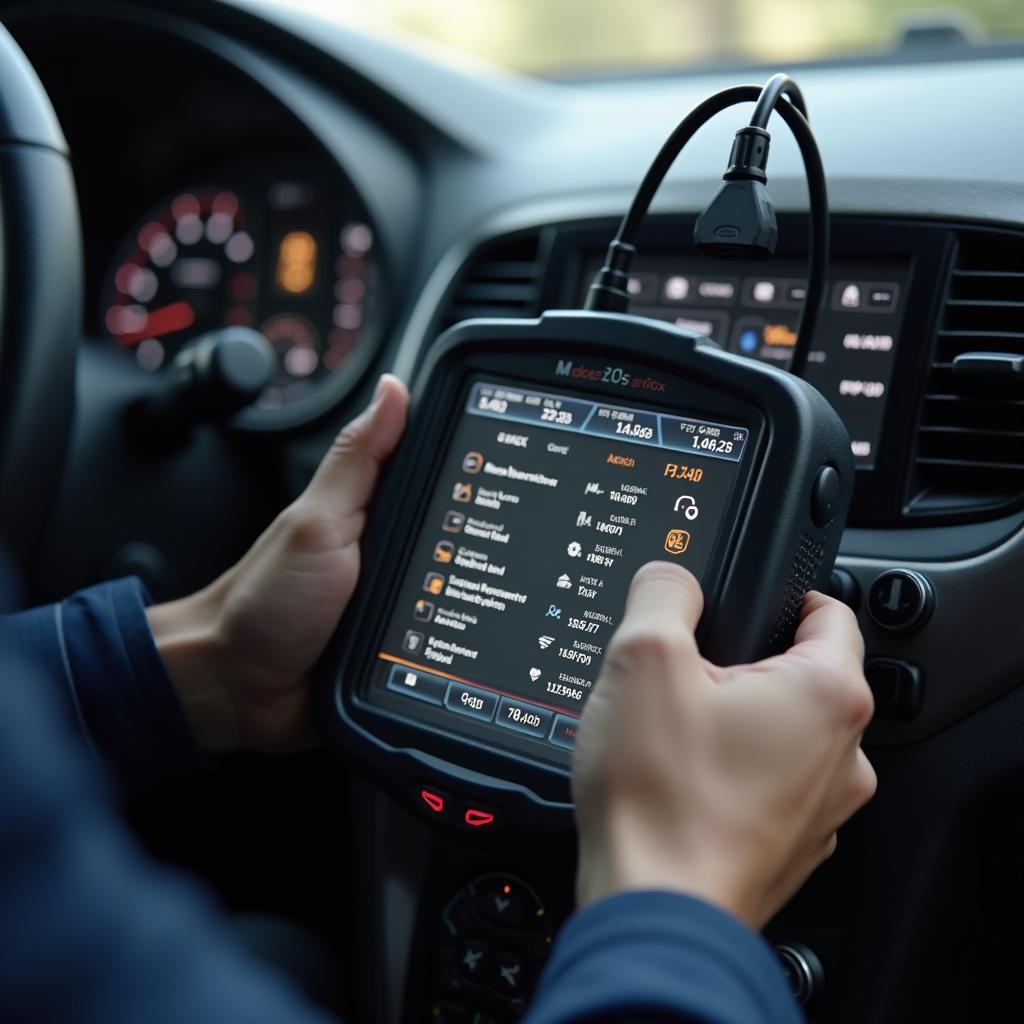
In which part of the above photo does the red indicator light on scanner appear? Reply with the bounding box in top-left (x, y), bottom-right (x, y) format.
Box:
top-left (420, 789), bottom-right (445, 814)
top-left (464, 808), bottom-right (495, 828)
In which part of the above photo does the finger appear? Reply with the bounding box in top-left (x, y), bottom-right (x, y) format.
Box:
top-left (704, 591), bottom-right (863, 693)
top-left (789, 589), bottom-right (865, 675)
top-left (715, 594), bottom-right (870, 733)
top-left (306, 374), bottom-right (409, 515)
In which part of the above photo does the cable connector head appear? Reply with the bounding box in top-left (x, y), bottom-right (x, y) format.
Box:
top-left (724, 126), bottom-right (771, 182)
top-left (584, 239), bottom-right (637, 312)
top-left (693, 178), bottom-right (778, 261)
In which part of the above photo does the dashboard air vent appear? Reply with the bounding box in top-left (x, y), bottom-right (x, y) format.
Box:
top-left (438, 231), bottom-right (545, 331)
top-left (908, 231), bottom-right (1024, 517)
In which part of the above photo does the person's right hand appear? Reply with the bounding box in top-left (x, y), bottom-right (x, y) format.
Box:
top-left (572, 561), bottom-right (876, 931)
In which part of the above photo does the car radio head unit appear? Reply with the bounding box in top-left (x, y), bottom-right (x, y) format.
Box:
top-left (317, 310), bottom-right (854, 823)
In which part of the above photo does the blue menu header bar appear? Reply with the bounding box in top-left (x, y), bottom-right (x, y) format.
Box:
top-left (466, 381), bottom-right (749, 464)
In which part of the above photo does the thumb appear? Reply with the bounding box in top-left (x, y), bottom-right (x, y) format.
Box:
top-left (606, 561), bottom-right (704, 663)
top-left (606, 561), bottom-right (704, 655)
top-left (305, 374), bottom-right (409, 517)
top-left (614, 561), bottom-right (705, 647)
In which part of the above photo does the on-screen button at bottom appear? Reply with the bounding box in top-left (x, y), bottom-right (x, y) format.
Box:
top-left (548, 714), bottom-right (580, 750)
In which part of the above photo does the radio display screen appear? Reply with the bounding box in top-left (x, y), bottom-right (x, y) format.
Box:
top-left (579, 255), bottom-right (909, 469)
top-left (364, 376), bottom-right (752, 767)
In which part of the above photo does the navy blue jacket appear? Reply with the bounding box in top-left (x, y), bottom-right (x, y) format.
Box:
top-left (0, 578), bottom-right (800, 1023)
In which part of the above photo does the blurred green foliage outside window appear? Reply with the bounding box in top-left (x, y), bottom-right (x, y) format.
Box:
top-left (262, 0), bottom-right (1024, 76)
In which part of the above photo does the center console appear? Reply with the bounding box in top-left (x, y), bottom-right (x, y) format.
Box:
top-left (335, 213), bottom-right (1023, 1024)
top-left (320, 291), bottom-right (856, 1020)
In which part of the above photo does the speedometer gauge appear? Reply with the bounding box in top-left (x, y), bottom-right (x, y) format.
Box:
top-left (102, 177), bottom-right (379, 423)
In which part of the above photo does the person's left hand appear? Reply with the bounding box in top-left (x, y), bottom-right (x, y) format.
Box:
top-left (147, 374), bottom-right (409, 753)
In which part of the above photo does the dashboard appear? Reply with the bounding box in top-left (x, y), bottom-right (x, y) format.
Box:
top-left (4, 2), bottom-right (1024, 1023)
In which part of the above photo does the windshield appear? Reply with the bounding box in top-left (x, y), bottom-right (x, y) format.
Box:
top-left (255, 0), bottom-right (1024, 76)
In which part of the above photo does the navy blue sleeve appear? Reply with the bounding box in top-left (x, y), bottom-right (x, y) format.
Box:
top-left (0, 644), bottom-right (333, 1024)
top-left (526, 890), bottom-right (803, 1024)
top-left (0, 577), bottom-right (205, 795)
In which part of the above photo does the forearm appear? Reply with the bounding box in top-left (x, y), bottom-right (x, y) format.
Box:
top-left (0, 649), bottom-right (332, 1024)
top-left (525, 891), bottom-right (801, 1024)
top-left (0, 577), bottom-right (206, 795)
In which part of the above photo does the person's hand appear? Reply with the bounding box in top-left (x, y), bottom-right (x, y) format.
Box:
top-left (572, 561), bottom-right (876, 930)
top-left (147, 374), bottom-right (409, 753)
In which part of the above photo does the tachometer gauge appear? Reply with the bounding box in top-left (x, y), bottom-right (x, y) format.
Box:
top-left (102, 178), bottom-right (380, 426)
top-left (104, 188), bottom-right (258, 372)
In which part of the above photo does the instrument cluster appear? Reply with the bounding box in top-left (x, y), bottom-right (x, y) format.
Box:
top-left (102, 173), bottom-right (380, 423)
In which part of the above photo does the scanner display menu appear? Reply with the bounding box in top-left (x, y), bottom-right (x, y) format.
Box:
top-left (369, 378), bottom-right (750, 765)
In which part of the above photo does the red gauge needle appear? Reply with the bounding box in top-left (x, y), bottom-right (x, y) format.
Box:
top-left (118, 300), bottom-right (196, 347)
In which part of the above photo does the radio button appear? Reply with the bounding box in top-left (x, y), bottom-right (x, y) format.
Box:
top-left (496, 697), bottom-right (553, 739)
top-left (867, 569), bottom-right (934, 634)
top-left (457, 938), bottom-right (492, 981)
top-left (865, 658), bottom-right (923, 722)
top-left (774, 943), bottom-right (824, 1007)
top-left (386, 665), bottom-right (447, 706)
top-left (471, 877), bottom-right (526, 927)
top-left (549, 715), bottom-right (580, 750)
top-left (828, 567), bottom-right (861, 610)
top-left (495, 951), bottom-right (529, 996)
top-left (445, 681), bottom-right (498, 722)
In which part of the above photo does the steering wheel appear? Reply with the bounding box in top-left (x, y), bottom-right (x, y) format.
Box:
top-left (0, 23), bottom-right (81, 569)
